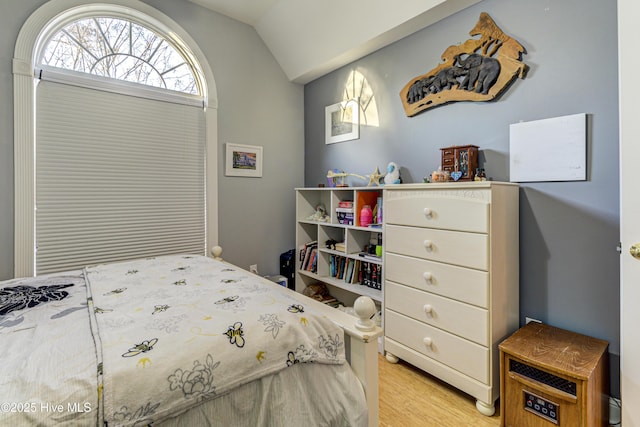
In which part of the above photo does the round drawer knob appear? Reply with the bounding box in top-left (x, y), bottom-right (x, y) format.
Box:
top-left (423, 208), bottom-right (432, 218)
top-left (423, 240), bottom-right (433, 250)
top-left (423, 304), bottom-right (433, 314)
top-left (423, 272), bottom-right (432, 282)
top-left (423, 337), bottom-right (432, 348)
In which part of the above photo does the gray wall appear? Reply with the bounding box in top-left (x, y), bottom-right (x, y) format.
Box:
top-left (0, 0), bottom-right (304, 280)
top-left (304, 0), bottom-right (620, 395)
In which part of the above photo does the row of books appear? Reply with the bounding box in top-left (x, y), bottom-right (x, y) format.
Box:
top-left (329, 255), bottom-right (358, 283)
top-left (329, 255), bottom-right (383, 290)
top-left (360, 261), bottom-right (382, 290)
top-left (299, 241), bottom-right (318, 273)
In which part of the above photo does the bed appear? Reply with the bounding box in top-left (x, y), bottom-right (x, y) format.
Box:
top-left (0, 251), bottom-right (381, 426)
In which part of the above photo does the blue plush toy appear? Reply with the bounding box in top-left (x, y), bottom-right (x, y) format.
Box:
top-left (384, 162), bottom-right (401, 185)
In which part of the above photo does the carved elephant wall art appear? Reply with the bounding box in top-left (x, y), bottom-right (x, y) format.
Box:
top-left (456, 53), bottom-right (501, 94)
top-left (406, 67), bottom-right (468, 104)
top-left (406, 77), bottom-right (434, 104)
top-left (430, 66), bottom-right (466, 93)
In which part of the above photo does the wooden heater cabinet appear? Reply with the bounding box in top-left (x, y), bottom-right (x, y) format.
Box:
top-left (499, 323), bottom-right (608, 427)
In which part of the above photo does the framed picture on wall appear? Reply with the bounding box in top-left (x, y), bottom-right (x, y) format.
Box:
top-left (325, 98), bottom-right (360, 144)
top-left (225, 143), bottom-right (263, 177)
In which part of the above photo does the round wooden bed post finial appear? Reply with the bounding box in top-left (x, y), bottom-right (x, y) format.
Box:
top-left (211, 246), bottom-right (223, 260)
top-left (354, 296), bottom-right (377, 331)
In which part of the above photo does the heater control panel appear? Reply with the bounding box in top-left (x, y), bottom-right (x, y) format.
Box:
top-left (524, 390), bottom-right (559, 424)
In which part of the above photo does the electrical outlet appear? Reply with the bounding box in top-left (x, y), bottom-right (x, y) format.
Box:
top-left (525, 317), bottom-right (542, 324)
top-left (249, 264), bottom-right (258, 274)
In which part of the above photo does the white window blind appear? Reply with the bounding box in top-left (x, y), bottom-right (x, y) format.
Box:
top-left (35, 80), bottom-right (206, 274)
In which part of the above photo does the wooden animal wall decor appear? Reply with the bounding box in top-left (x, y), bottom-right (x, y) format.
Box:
top-left (400, 12), bottom-right (528, 117)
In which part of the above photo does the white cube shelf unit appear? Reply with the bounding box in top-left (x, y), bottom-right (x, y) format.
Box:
top-left (295, 187), bottom-right (384, 307)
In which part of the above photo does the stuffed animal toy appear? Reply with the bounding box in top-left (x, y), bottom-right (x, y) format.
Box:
top-left (384, 162), bottom-right (401, 185)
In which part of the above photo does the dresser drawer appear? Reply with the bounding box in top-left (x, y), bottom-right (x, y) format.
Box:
top-left (385, 253), bottom-right (488, 308)
top-left (384, 192), bottom-right (489, 233)
top-left (385, 310), bottom-right (489, 383)
top-left (386, 281), bottom-right (488, 345)
top-left (386, 225), bottom-right (488, 270)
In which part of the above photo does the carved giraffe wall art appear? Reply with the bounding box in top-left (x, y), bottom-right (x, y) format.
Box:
top-left (400, 13), bottom-right (528, 117)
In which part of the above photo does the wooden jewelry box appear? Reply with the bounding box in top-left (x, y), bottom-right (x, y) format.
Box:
top-left (440, 145), bottom-right (478, 181)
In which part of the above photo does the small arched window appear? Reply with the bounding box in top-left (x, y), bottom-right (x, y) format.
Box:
top-left (41, 16), bottom-right (200, 95)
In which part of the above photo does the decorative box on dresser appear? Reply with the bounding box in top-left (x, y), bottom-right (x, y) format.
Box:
top-left (383, 181), bottom-right (519, 416)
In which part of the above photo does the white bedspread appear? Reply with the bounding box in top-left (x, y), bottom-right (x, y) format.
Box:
top-left (0, 272), bottom-right (99, 426)
top-left (85, 255), bottom-right (346, 425)
top-left (0, 255), bottom-right (350, 426)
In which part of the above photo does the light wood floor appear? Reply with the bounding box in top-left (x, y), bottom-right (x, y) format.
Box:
top-left (378, 354), bottom-right (501, 427)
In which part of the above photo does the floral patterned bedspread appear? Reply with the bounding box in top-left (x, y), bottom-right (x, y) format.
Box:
top-left (85, 254), bottom-right (345, 425)
top-left (0, 255), bottom-right (345, 426)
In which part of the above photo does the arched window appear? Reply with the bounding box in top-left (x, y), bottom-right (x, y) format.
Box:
top-left (14, 0), bottom-right (218, 276)
top-left (41, 16), bottom-right (200, 94)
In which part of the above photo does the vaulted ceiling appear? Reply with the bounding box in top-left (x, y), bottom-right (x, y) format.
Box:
top-left (187, 0), bottom-right (481, 84)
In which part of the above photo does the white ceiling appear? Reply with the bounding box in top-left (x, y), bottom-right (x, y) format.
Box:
top-left (187, 0), bottom-right (481, 84)
top-left (187, 0), bottom-right (279, 26)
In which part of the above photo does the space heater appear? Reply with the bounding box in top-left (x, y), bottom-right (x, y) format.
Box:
top-left (499, 322), bottom-right (608, 427)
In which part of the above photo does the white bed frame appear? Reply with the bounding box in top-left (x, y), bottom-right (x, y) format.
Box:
top-left (211, 246), bottom-right (382, 427)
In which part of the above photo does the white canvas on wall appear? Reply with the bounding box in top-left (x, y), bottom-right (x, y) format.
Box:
top-left (509, 113), bottom-right (587, 182)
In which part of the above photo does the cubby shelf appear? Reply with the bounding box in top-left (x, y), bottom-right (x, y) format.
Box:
top-left (295, 187), bottom-right (384, 308)
top-left (297, 269), bottom-right (382, 302)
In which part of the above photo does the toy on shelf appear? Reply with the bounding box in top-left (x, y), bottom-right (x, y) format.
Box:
top-left (367, 167), bottom-right (385, 187)
top-left (326, 169), bottom-right (366, 187)
top-left (474, 168), bottom-right (487, 181)
top-left (431, 166), bottom-right (450, 182)
top-left (305, 203), bottom-right (330, 222)
top-left (327, 166), bottom-right (387, 187)
top-left (383, 162), bottom-right (401, 185)
top-left (359, 205), bottom-right (373, 227)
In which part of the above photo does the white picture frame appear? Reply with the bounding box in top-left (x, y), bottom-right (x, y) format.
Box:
top-left (325, 98), bottom-right (360, 144)
top-left (225, 143), bottom-right (263, 177)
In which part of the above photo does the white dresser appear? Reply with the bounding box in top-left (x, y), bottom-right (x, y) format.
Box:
top-left (383, 182), bottom-right (519, 416)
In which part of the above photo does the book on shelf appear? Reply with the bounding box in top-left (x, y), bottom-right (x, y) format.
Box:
top-left (350, 260), bottom-right (361, 284)
top-left (333, 242), bottom-right (346, 252)
top-left (299, 241), bottom-right (317, 271)
top-left (307, 248), bottom-right (318, 273)
top-left (359, 261), bottom-right (382, 290)
top-left (324, 299), bottom-right (342, 308)
top-left (337, 256), bottom-right (347, 279)
top-left (329, 254), bottom-right (344, 278)
top-left (358, 252), bottom-right (382, 263)
top-left (370, 263), bottom-right (379, 289)
top-left (318, 293), bottom-right (338, 305)
top-left (329, 255), bottom-right (338, 277)
top-left (306, 289), bottom-right (342, 308)
top-left (345, 259), bottom-right (354, 283)
top-left (335, 207), bottom-right (354, 213)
